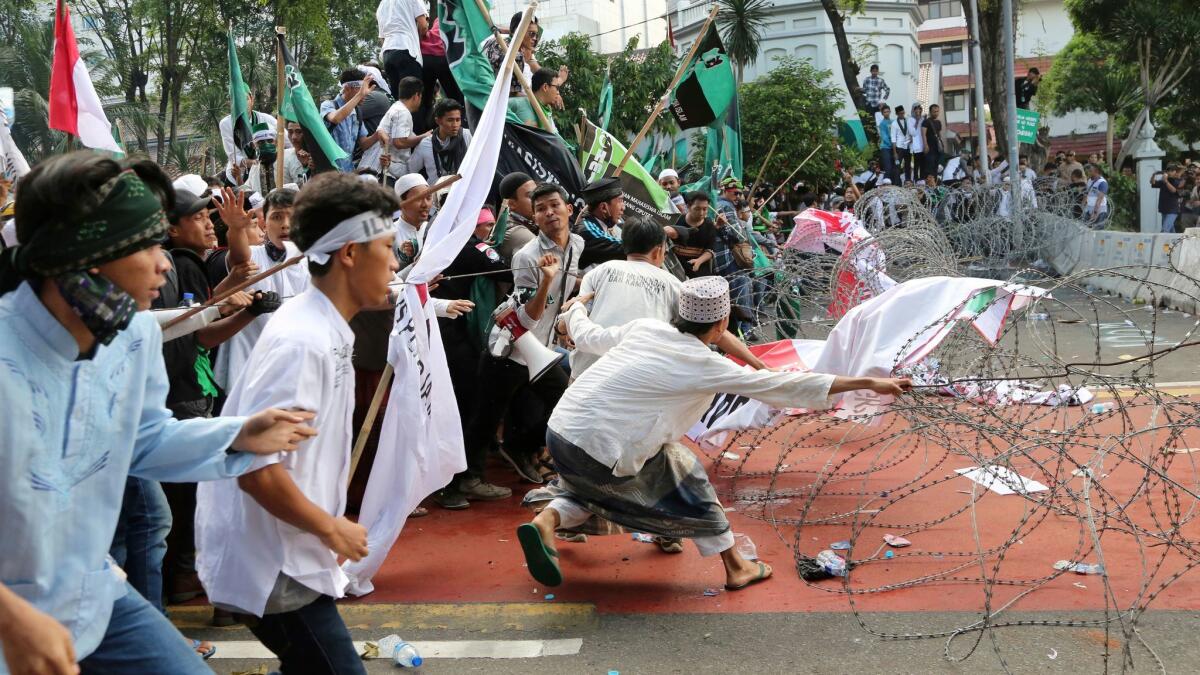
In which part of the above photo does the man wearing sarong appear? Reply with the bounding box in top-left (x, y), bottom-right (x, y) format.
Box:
top-left (517, 276), bottom-right (910, 590)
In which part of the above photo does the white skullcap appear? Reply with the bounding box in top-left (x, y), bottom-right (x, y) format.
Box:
top-left (248, 191), bottom-right (265, 209)
top-left (658, 168), bottom-right (679, 181)
top-left (678, 276), bottom-right (730, 323)
top-left (282, 182), bottom-right (300, 191)
top-left (173, 174), bottom-right (208, 196)
top-left (394, 173), bottom-right (427, 199)
top-left (878, 177), bottom-right (893, 185)
top-left (357, 172), bottom-right (380, 184)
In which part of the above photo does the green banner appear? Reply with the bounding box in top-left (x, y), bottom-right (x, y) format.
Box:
top-left (1016, 108), bottom-right (1040, 144)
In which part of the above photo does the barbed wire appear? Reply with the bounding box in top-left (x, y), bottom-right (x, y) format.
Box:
top-left (698, 182), bottom-right (1200, 672)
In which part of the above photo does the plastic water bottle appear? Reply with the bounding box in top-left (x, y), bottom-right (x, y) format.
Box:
top-left (1091, 402), bottom-right (1115, 414)
top-left (816, 549), bottom-right (847, 577)
top-left (733, 532), bottom-right (758, 561)
top-left (392, 641), bottom-right (422, 667)
top-left (178, 292), bottom-right (194, 308)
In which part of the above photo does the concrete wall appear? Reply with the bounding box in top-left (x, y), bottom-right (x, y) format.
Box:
top-left (1042, 224), bottom-right (1200, 314)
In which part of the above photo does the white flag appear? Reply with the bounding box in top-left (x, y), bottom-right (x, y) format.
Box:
top-left (0, 116), bottom-right (30, 182)
top-left (342, 24), bottom-right (517, 596)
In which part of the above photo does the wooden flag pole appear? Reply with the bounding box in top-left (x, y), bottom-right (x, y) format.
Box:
top-left (758, 144), bottom-right (822, 209)
top-left (163, 255), bottom-right (304, 330)
top-left (745, 136), bottom-right (777, 202)
top-left (349, 363), bottom-right (393, 479)
top-left (274, 26), bottom-right (286, 188)
top-left (615, 4), bottom-right (718, 176)
top-left (399, 173), bottom-right (461, 206)
top-left (473, 0), bottom-right (553, 133)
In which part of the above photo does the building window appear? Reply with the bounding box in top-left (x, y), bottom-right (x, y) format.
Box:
top-left (921, 44), bottom-right (964, 65)
top-left (921, 0), bottom-right (962, 20)
top-left (944, 91), bottom-right (966, 111)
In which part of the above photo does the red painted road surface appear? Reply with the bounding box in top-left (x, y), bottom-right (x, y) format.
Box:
top-left (350, 398), bottom-right (1200, 615)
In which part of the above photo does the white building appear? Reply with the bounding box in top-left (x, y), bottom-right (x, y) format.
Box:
top-left (490, 0), bottom-right (670, 55)
top-left (669, 0), bottom-right (1109, 156)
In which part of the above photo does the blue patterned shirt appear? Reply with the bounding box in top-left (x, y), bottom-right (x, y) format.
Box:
top-left (862, 75), bottom-right (890, 108)
top-left (0, 282), bottom-right (251, 665)
top-left (320, 96), bottom-right (368, 172)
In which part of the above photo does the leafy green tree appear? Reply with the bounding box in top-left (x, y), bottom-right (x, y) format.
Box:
top-left (1039, 33), bottom-right (1140, 168)
top-left (716, 0), bottom-right (772, 83)
top-left (692, 56), bottom-right (856, 191)
top-left (537, 34), bottom-right (678, 145)
top-left (1066, 0), bottom-right (1200, 167)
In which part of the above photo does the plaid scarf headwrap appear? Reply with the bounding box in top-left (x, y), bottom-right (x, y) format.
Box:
top-left (0, 169), bottom-right (169, 344)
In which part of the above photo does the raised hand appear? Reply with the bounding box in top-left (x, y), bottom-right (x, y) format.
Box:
top-left (215, 187), bottom-right (253, 231)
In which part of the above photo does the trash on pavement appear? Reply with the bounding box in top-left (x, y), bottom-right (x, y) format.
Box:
top-left (830, 540), bottom-right (852, 550)
top-left (631, 532), bottom-right (654, 543)
top-left (733, 533), bottom-right (758, 560)
top-left (883, 534), bottom-right (911, 547)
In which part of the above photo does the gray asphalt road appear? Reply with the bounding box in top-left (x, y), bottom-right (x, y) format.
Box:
top-left (201, 610), bottom-right (1199, 674)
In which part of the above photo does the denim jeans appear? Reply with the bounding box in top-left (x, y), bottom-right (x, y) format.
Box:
top-left (240, 595), bottom-right (367, 675)
top-left (880, 147), bottom-right (895, 183)
top-left (110, 477), bottom-right (172, 613)
top-left (78, 582), bottom-right (210, 674)
top-left (1162, 212), bottom-right (1179, 233)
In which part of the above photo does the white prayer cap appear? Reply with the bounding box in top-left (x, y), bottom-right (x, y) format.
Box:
top-left (678, 276), bottom-right (730, 323)
top-left (173, 174), bottom-right (209, 196)
top-left (248, 192), bottom-right (265, 210)
top-left (282, 182), bottom-right (300, 191)
top-left (358, 64), bottom-right (391, 97)
top-left (879, 178), bottom-right (893, 185)
top-left (394, 173), bottom-right (427, 199)
top-left (658, 168), bottom-right (679, 181)
top-left (358, 173), bottom-right (380, 184)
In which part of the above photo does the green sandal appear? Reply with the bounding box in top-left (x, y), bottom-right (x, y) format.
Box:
top-left (517, 523), bottom-right (563, 587)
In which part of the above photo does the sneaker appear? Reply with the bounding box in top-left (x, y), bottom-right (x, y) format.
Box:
top-left (433, 489), bottom-right (470, 510)
top-left (655, 536), bottom-right (684, 554)
top-left (460, 478), bottom-right (512, 501)
top-left (498, 446), bottom-right (545, 484)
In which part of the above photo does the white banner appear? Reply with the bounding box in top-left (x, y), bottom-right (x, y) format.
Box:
top-left (342, 28), bottom-right (517, 595)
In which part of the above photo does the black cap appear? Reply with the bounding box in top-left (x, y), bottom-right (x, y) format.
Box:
top-left (581, 176), bottom-right (622, 206)
top-left (499, 172), bottom-right (533, 199)
top-left (170, 189), bottom-right (211, 224)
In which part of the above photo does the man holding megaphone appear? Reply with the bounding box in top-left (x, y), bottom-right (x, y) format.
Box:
top-left (436, 183), bottom-right (583, 510)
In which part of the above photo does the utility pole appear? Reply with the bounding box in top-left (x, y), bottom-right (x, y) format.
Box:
top-left (968, 0), bottom-right (988, 183)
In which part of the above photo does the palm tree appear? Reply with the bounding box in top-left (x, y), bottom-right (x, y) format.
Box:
top-left (1078, 70), bottom-right (1141, 169)
top-left (716, 0), bottom-right (774, 83)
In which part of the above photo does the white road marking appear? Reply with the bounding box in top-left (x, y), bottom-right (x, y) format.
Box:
top-left (207, 638), bottom-right (583, 660)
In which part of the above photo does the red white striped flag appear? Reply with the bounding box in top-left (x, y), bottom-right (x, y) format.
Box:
top-left (48, 0), bottom-right (121, 152)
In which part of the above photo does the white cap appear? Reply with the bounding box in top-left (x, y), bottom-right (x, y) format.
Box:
top-left (248, 192), bottom-right (265, 209)
top-left (658, 168), bottom-right (679, 181)
top-left (358, 173), bottom-right (380, 184)
top-left (878, 178), bottom-right (893, 185)
top-left (678, 276), bottom-right (731, 323)
top-left (394, 173), bottom-right (427, 199)
top-left (173, 174), bottom-right (208, 196)
top-left (282, 182), bottom-right (300, 191)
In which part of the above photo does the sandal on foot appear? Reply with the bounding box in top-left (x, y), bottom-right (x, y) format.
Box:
top-left (517, 523), bottom-right (562, 587)
top-left (725, 561), bottom-right (772, 591)
top-left (409, 506), bottom-right (429, 518)
top-left (191, 639), bottom-right (216, 660)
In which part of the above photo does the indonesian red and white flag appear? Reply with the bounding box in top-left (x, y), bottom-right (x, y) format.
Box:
top-left (48, 0), bottom-right (121, 153)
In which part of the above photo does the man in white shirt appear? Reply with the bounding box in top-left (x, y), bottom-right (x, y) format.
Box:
top-left (890, 105), bottom-right (911, 185)
top-left (515, 276), bottom-right (911, 591)
top-left (197, 173), bottom-right (401, 674)
top-left (219, 88), bottom-right (280, 183)
top-left (941, 148), bottom-right (974, 185)
top-left (658, 169), bottom-right (685, 212)
top-left (377, 76), bottom-right (431, 180)
top-left (216, 188), bottom-right (312, 391)
top-left (1085, 163), bottom-right (1110, 228)
top-left (376, 0), bottom-right (428, 95)
top-left (907, 103), bottom-right (926, 184)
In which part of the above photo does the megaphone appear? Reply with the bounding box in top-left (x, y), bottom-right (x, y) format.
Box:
top-left (512, 330), bottom-right (565, 382)
top-left (489, 303), bottom-right (564, 382)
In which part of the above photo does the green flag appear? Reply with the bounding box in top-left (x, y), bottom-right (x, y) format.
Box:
top-left (227, 31), bottom-right (255, 161)
top-left (276, 33), bottom-right (346, 171)
top-left (668, 23), bottom-right (736, 130)
top-left (440, 0), bottom-right (498, 112)
top-left (597, 70), bottom-right (613, 132)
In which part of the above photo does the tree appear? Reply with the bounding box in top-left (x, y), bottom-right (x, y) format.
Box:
top-left (715, 0), bottom-right (773, 83)
top-left (1066, 0), bottom-right (1200, 167)
top-left (1039, 34), bottom-right (1140, 168)
top-left (816, 0), bottom-right (880, 144)
top-left (694, 56), bottom-right (855, 191)
top-left (537, 34), bottom-right (678, 144)
top-left (961, 0), bottom-right (1020, 156)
